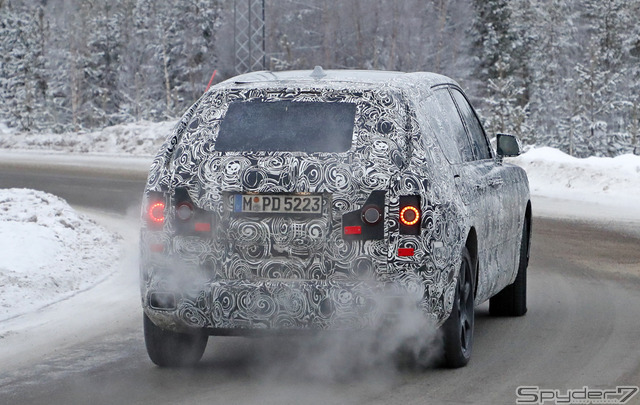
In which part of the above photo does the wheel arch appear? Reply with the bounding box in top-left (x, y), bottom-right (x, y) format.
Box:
top-left (524, 200), bottom-right (532, 259)
top-left (465, 226), bottom-right (478, 298)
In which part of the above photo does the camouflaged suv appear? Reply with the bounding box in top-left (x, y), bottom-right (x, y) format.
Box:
top-left (140, 68), bottom-right (531, 368)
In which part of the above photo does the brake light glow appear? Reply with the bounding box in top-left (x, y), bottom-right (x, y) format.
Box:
top-left (400, 205), bottom-right (420, 226)
top-left (148, 202), bottom-right (165, 223)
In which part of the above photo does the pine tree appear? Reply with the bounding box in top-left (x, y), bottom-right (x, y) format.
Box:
top-left (526, 0), bottom-right (581, 153)
top-left (470, 0), bottom-right (515, 84)
top-left (483, 63), bottom-right (532, 141)
top-left (565, 0), bottom-right (628, 157)
top-left (622, 0), bottom-right (640, 152)
top-left (470, 0), bottom-right (533, 140)
top-left (0, 3), bottom-right (49, 131)
top-left (138, 0), bottom-right (222, 118)
top-left (83, 0), bottom-right (126, 127)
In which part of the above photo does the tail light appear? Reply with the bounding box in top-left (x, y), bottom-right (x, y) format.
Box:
top-left (399, 196), bottom-right (421, 235)
top-left (145, 192), bottom-right (166, 228)
top-left (400, 205), bottom-right (420, 226)
top-left (148, 202), bottom-right (166, 223)
top-left (398, 247), bottom-right (415, 256)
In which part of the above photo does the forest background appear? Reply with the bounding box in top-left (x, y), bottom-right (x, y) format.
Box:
top-left (1, 0), bottom-right (639, 157)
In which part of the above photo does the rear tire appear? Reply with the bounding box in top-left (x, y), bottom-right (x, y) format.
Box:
top-left (442, 247), bottom-right (475, 368)
top-left (143, 313), bottom-right (208, 367)
top-left (489, 219), bottom-right (529, 317)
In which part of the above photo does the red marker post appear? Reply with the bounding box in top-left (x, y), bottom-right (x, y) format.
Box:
top-left (205, 69), bottom-right (217, 93)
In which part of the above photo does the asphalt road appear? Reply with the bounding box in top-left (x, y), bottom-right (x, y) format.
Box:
top-left (0, 153), bottom-right (148, 213)
top-left (1, 160), bottom-right (639, 405)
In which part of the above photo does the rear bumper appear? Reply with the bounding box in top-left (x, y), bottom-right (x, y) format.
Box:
top-left (143, 278), bottom-right (425, 333)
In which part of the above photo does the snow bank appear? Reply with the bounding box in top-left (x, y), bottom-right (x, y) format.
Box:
top-left (0, 189), bottom-right (122, 321)
top-left (0, 120), bottom-right (176, 156)
top-left (508, 146), bottom-right (640, 237)
top-left (510, 146), bottom-right (640, 209)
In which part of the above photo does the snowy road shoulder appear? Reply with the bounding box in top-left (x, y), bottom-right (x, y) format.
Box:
top-left (510, 147), bottom-right (640, 207)
top-left (0, 189), bottom-right (123, 322)
top-left (508, 147), bottom-right (640, 237)
top-left (0, 205), bottom-right (141, 374)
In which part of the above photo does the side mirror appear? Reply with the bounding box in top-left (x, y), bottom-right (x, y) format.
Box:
top-left (496, 133), bottom-right (521, 157)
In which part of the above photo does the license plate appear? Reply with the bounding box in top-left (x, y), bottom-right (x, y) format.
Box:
top-left (233, 194), bottom-right (323, 214)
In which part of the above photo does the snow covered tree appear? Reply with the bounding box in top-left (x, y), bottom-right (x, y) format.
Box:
top-left (563, 0), bottom-right (629, 157)
top-left (131, 0), bottom-right (222, 117)
top-left (82, 0), bottom-right (127, 127)
top-left (523, 0), bottom-right (581, 152)
top-left (482, 64), bottom-right (532, 142)
top-left (470, 0), bottom-right (515, 84)
top-left (0, 3), bottom-right (49, 131)
top-left (1, 0), bottom-right (639, 159)
top-left (626, 5), bottom-right (640, 150)
top-left (469, 0), bottom-right (534, 141)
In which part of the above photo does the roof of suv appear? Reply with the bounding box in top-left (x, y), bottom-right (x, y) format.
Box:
top-left (216, 67), bottom-right (456, 90)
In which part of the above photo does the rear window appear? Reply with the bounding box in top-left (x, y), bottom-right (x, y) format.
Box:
top-left (215, 100), bottom-right (356, 153)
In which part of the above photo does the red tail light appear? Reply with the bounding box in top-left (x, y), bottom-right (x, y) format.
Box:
top-left (399, 196), bottom-right (421, 235)
top-left (400, 205), bottom-right (420, 226)
top-left (148, 202), bottom-right (165, 224)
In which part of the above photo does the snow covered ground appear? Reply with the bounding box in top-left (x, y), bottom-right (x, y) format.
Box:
top-left (508, 147), bottom-right (640, 237)
top-left (0, 119), bottom-right (176, 155)
top-left (0, 121), bottom-right (639, 324)
top-left (0, 189), bottom-right (122, 322)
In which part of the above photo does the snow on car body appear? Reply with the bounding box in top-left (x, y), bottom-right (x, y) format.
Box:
top-left (140, 69), bottom-right (531, 367)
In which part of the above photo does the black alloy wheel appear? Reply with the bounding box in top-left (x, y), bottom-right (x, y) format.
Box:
top-left (442, 247), bottom-right (475, 368)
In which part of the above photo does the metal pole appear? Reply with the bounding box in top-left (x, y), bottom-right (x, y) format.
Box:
top-left (234, 0), bottom-right (265, 74)
top-left (262, 0), bottom-right (266, 69)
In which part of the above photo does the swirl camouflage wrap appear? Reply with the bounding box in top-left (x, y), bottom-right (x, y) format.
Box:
top-left (140, 70), bottom-right (530, 334)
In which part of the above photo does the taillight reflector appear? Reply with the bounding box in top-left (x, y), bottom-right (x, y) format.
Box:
top-left (344, 226), bottom-right (362, 235)
top-left (148, 202), bottom-right (165, 223)
top-left (194, 222), bottom-right (211, 232)
top-left (398, 248), bottom-right (415, 256)
top-left (150, 244), bottom-right (164, 253)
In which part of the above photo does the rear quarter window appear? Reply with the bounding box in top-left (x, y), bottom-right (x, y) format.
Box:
top-left (425, 88), bottom-right (474, 164)
top-left (450, 89), bottom-right (493, 160)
